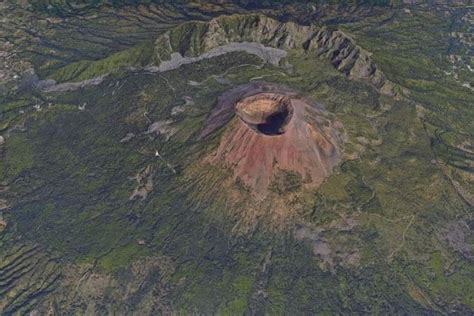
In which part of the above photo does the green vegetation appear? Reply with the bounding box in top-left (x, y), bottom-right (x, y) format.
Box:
top-left (49, 44), bottom-right (155, 82)
top-left (0, 2), bottom-right (472, 314)
top-left (269, 169), bottom-right (303, 194)
top-left (2, 133), bottom-right (34, 182)
top-left (403, 252), bottom-right (474, 309)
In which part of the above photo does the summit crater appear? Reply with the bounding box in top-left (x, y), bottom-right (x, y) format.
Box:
top-left (235, 93), bottom-right (293, 135)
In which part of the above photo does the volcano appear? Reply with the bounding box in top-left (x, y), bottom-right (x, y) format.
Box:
top-left (203, 82), bottom-right (343, 198)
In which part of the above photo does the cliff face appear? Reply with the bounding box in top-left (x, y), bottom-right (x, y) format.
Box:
top-left (303, 29), bottom-right (386, 89)
top-left (154, 14), bottom-right (391, 93)
top-left (154, 15), bottom-right (312, 60)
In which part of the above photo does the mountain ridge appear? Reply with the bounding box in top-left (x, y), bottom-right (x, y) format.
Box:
top-left (154, 14), bottom-right (394, 94)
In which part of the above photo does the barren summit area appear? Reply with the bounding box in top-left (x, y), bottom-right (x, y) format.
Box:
top-left (206, 82), bottom-right (343, 198)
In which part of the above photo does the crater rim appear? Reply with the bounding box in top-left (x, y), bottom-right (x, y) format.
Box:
top-left (235, 92), bottom-right (294, 136)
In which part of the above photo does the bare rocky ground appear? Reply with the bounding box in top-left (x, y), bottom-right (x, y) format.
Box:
top-left (206, 83), bottom-right (342, 200)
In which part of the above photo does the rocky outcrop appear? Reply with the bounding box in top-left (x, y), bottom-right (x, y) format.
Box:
top-left (154, 15), bottom-right (312, 61)
top-left (154, 14), bottom-right (393, 94)
top-left (303, 29), bottom-right (386, 89)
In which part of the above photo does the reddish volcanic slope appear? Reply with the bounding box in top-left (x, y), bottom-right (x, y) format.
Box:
top-left (203, 82), bottom-right (343, 198)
